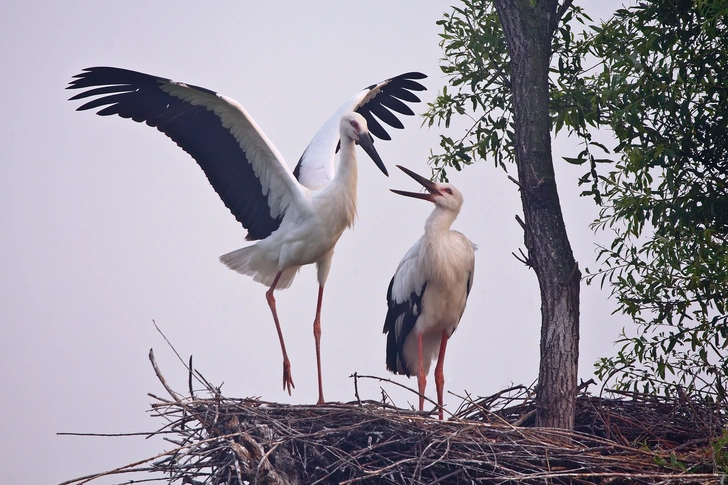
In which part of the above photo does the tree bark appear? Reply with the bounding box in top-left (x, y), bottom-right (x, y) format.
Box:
top-left (493, 0), bottom-right (580, 430)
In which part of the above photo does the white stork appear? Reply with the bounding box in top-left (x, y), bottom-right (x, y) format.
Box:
top-left (383, 165), bottom-right (475, 420)
top-left (68, 67), bottom-right (426, 404)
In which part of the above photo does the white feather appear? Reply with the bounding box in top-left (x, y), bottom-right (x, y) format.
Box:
top-left (161, 84), bottom-right (308, 220)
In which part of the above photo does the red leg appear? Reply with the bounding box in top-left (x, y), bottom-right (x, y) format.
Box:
top-left (313, 285), bottom-right (325, 405)
top-left (417, 332), bottom-right (426, 412)
top-left (265, 272), bottom-right (295, 395)
top-left (434, 330), bottom-right (449, 420)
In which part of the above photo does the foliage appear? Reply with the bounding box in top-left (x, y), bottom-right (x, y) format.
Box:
top-left (582, 0), bottom-right (728, 402)
top-left (423, 0), bottom-right (510, 180)
top-left (423, 0), bottom-right (595, 182)
top-left (710, 428), bottom-right (728, 474)
top-left (425, 0), bottom-right (728, 402)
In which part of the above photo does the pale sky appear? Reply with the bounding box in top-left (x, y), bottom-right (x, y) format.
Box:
top-left (1, 1), bottom-right (626, 483)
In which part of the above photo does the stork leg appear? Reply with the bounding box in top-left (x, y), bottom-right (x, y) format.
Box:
top-left (434, 330), bottom-right (449, 420)
top-left (417, 332), bottom-right (426, 412)
top-left (313, 285), bottom-right (325, 405)
top-left (265, 271), bottom-right (295, 395)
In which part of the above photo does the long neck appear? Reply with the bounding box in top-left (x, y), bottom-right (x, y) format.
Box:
top-left (424, 205), bottom-right (458, 237)
top-left (334, 136), bottom-right (359, 190)
top-left (318, 136), bottom-right (358, 228)
top-left (422, 205), bottom-right (460, 280)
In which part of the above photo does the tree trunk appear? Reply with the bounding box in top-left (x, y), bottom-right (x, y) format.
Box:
top-left (493, 0), bottom-right (580, 430)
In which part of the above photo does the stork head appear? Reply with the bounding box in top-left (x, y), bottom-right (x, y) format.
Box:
top-left (340, 112), bottom-right (388, 176)
top-left (390, 165), bottom-right (464, 212)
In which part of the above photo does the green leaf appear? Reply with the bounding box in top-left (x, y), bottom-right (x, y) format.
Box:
top-left (563, 156), bottom-right (586, 165)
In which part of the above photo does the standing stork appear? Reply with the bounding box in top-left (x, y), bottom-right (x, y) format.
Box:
top-left (383, 165), bottom-right (475, 420)
top-left (67, 67), bottom-right (426, 404)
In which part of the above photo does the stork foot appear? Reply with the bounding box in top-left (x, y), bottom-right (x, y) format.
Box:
top-left (282, 359), bottom-right (295, 395)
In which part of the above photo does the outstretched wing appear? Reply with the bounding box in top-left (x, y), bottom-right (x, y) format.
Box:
top-left (382, 237), bottom-right (427, 376)
top-left (68, 67), bottom-right (308, 241)
top-left (293, 72), bottom-right (427, 190)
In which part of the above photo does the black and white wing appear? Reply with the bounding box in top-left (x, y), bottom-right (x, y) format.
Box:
top-left (382, 237), bottom-right (427, 376)
top-left (68, 67), bottom-right (307, 241)
top-left (293, 72), bottom-right (427, 190)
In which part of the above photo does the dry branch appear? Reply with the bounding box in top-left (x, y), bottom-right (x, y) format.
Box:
top-left (61, 356), bottom-right (728, 485)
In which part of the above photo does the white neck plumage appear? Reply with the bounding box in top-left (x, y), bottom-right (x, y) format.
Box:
top-left (425, 204), bottom-right (458, 236)
top-left (319, 136), bottom-right (358, 229)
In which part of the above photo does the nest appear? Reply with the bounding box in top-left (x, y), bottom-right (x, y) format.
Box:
top-left (61, 351), bottom-right (727, 485)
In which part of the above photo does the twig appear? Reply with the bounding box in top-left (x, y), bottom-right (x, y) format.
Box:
top-left (351, 372), bottom-right (363, 406)
top-left (62, 350), bottom-right (728, 485)
top-left (507, 175), bottom-right (526, 191)
top-left (188, 355), bottom-right (195, 398)
top-left (60, 431), bottom-right (245, 485)
top-left (512, 247), bottom-right (531, 267)
top-left (512, 409), bottom-right (537, 427)
top-left (57, 431), bottom-right (162, 437)
top-left (426, 468), bottom-right (462, 485)
top-left (151, 319), bottom-right (208, 392)
top-left (448, 390), bottom-right (514, 428)
top-left (353, 374), bottom-right (451, 419)
top-left (148, 348), bottom-right (181, 402)
top-left (514, 214), bottom-right (526, 230)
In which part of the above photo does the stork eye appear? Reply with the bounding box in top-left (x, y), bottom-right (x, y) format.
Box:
top-left (350, 120), bottom-right (359, 130)
top-left (444, 188), bottom-right (453, 195)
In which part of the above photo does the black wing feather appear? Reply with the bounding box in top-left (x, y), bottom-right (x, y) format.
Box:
top-left (290, 71), bottom-right (426, 181)
top-left (398, 79), bottom-right (428, 92)
top-left (68, 67), bottom-right (282, 241)
top-left (383, 278), bottom-right (427, 376)
top-left (367, 103), bottom-right (404, 130)
top-left (382, 87), bottom-right (421, 106)
top-left (379, 95), bottom-right (415, 116)
top-left (354, 72), bottom-right (427, 141)
top-left (359, 110), bottom-right (390, 141)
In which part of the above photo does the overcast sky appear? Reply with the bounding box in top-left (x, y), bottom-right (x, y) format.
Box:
top-left (1, 1), bottom-right (627, 483)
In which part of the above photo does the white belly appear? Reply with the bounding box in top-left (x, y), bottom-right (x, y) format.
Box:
top-left (401, 233), bottom-right (474, 376)
top-left (259, 209), bottom-right (348, 270)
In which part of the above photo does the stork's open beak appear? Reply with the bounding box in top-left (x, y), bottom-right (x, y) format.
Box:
top-left (357, 132), bottom-right (389, 176)
top-left (390, 164), bottom-right (439, 202)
